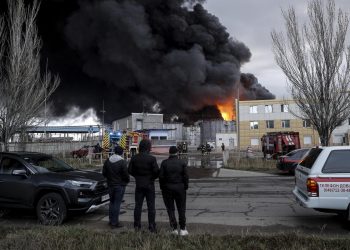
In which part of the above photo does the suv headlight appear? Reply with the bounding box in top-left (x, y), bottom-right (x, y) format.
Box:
top-left (68, 180), bottom-right (97, 189)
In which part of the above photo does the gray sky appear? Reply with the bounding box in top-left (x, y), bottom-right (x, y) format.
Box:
top-left (204, 0), bottom-right (350, 99)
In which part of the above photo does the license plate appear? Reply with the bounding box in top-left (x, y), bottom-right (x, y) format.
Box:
top-left (101, 194), bottom-right (109, 202)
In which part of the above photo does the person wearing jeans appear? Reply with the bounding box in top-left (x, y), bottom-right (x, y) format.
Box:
top-left (108, 185), bottom-right (126, 227)
top-left (159, 146), bottom-right (189, 236)
top-left (128, 139), bottom-right (159, 232)
top-left (103, 145), bottom-right (129, 228)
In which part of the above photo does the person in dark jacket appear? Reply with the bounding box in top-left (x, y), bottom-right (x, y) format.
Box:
top-left (102, 145), bottom-right (129, 228)
top-left (128, 139), bottom-right (159, 232)
top-left (159, 146), bottom-right (189, 236)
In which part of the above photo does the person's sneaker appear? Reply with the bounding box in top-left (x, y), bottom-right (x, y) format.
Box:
top-left (171, 229), bottom-right (179, 235)
top-left (179, 229), bottom-right (189, 236)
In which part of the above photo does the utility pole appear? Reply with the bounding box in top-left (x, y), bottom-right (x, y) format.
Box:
top-left (235, 86), bottom-right (240, 152)
top-left (236, 87), bottom-right (240, 155)
top-left (100, 100), bottom-right (106, 146)
top-left (44, 62), bottom-right (49, 140)
top-left (44, 87), bottom-right (47, 139)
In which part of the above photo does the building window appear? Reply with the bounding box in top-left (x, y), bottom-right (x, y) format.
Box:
top-left (281, 120), bottom-right (290, 128)
top-left (303, 119), bottom-right (311, 128)
top-left (266, 120), bottom-right (274, 129)
top-left (250, 121), bottom-right (259, 130)
top-left (281, 104), bottom-right (289, 112)
top-left (249, 105), bottom-right (258, 113)
top-left (304, 136), bottom-right (312, 145)
top-left (265, 105), bottom-right (273, 113)
top-left (250, 138), bottom-right (259, 146)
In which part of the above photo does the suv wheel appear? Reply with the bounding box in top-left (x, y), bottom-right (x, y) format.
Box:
top-left (36, 193), bottom-right (67, 225)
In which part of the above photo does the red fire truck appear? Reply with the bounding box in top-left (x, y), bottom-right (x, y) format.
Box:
top-left (261, 132), bottom-right (300, 159)
top-left (119, 131), bottom-right (145, 158)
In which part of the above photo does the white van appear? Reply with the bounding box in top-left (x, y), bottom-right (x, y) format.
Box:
top-left (293, 146), bottom-right (350, 218)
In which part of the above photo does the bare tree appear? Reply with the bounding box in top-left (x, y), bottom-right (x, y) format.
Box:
top-left (0, 0), bottom-right (59, 151)
top-left (271, 0), bottom-right (350, 146)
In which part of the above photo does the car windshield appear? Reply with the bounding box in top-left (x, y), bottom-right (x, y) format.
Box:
top-left (286, 151), bottom-right (297, 157)
top-left (23, 155), bottom-right (74, 173)
top-left (286, 149), bottom-right (309, 160)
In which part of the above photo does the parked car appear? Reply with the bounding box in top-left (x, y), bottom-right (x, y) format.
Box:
top-left (293, 146), bottom-right (350, 219)
top-left (71, 145), bottom-right (89, 158)
top-left (276, 148), bottom-right (310, 173)
top-left (0, 152), bottom-right (109, 225)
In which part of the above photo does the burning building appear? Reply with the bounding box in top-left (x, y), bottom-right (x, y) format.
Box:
top-left (215, 73), bottom-right (276, 122)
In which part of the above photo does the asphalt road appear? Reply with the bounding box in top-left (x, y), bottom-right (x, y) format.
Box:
top-left (2, 171), bottom-right (350, 236)
top-left (112, 174), bottom-right (350, 235)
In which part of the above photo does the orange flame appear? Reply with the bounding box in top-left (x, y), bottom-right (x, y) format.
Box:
top-left (217, 101), bottom-right (235, 121)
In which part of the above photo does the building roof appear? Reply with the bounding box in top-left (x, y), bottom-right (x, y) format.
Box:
top-left (131, 113), bottom-right (163, 116)
top-left (238, 99), bottom-right (295, 105)
top-left (26, 126), bottom-right (100, 133)
top-left (135, 128), bottom-right (175, 133)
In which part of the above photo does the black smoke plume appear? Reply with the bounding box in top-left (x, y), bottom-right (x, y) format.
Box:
top-left (240, 73), bottom-right (276, 100)
top-left (10, 0), bottom-right (274, 122)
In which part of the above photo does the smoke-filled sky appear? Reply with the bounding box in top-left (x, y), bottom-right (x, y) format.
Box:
top-left (12, 0), bottom-right (279, 123)
top-left (204, 0), bottom-right (350, 101)
top-left (3, 0), bottom-right (350, 124)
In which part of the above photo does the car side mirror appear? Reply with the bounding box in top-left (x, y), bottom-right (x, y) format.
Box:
top-left (12, 169), bottom-right (27, 177)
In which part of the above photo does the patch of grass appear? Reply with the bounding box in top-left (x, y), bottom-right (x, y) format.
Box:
top-left (0, 226), bottom-right (349, 250)
top-left (226, 157), bottom-right (277, 172)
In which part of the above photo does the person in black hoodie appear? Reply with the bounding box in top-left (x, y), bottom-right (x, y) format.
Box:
top-left (159, 146), bottom-right (189, 236)
top-left (102, 145), bottom-right (129, 228)
top-left (128, 139), bottom-right (159, 232)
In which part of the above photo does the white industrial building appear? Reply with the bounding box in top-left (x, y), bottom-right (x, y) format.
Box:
top-left (216, 133), bottom-right (237, 150)
top-left (330, 119), bottom-right (350, 145)
top-left (183, 125), bottom-right (201, 148)
top-left (112, 113), bottom-right (163, 131)
top-left (163, 122), bottom-right (184, 141)
top-left (200, 119), bottom-right (236, 148)
top-left (112, 112), bottom-right (239, 150)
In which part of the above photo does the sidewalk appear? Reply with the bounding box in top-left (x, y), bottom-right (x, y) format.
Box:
top-left (213, 168), bottom-right (275, 178)
top-left (186, 167), bottom-right (276, 179)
